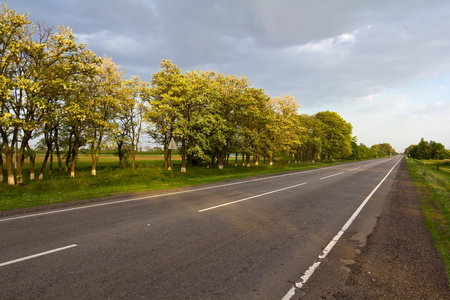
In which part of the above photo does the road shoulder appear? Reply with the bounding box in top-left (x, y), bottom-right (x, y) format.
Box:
top-left (299, 159), bottom-right (450, 299)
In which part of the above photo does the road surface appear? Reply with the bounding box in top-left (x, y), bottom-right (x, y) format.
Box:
top-left (1, 157), bottom-right (404, 299)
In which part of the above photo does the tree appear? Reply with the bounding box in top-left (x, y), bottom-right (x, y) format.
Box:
top-left (269, 95), bottom-right (302, 160)
top-left (240, 87), bottom-right (271, 166)
top-left (430, 141), bottom-right (446, 160)
top-left (298, 114), bottom-right (324, 162)
top-left (371, 143), bottom-right (395, 158)
top-left (33, 25), bottom-right (87, 180)
top-left (208, 73), bottom-right (251, 168)
top-left (62, 49), bottom-right (100, 178)
top-left (176, 70), bottom-right (213, 171)
top-left (406, 139), bottom-right (447, 160)
top-left (260, 100), bottom-right (279, 166)
top-left (87, 56), bottom-right (123, 176)
top-left (116, 76), bottom-right (148, 170)
top-left (0, 4), bottom-right (31, 185)
top-left (315, 111), bottom-right (353, 160)
top-left (417, 138), bottom-right (432, 159)
top-left (145, 60), bottom-right (185, 170)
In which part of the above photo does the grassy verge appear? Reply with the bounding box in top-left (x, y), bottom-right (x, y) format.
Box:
top-left (406, 159), bottom-right (450, 281)
top-left (1, 155), bottom-right (339, 212)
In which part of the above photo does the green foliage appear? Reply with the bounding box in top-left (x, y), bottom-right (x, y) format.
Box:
top-left (314, 110), bottom-right (353, 160)
top-left (370, 143), bottom-right (396, 158)
top-left (406, 138), bottom-right (449, 160)
top-left (406, 159), bottom-right (450, 281)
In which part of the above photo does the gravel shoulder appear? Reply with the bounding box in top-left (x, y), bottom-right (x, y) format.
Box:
top-left (299, 159), bottom-right (450, 299)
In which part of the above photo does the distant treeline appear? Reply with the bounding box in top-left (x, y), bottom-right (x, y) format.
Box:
top-left (405, 139), bottom-right (449, 160)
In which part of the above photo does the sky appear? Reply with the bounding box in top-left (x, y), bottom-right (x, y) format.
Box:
top-left (6, 0), bottom-right (450, 152)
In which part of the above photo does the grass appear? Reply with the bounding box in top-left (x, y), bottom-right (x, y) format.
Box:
top-left (0, 153), bottom-right (339, 212)
top-left (406, 158), bottom-right (450, 281)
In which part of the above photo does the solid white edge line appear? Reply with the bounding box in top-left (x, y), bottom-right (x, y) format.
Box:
top-left (198, 182), bottom-right (307, 212)
top-left (282, 158), bottom-right (402, 300)
top-left (319, 172), bottom-right (344, 180)
top-left (0, 244), bottom-right (78, 267)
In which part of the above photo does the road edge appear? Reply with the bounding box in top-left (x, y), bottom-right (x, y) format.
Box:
top-left (298, 158), bottom-right (450, 299)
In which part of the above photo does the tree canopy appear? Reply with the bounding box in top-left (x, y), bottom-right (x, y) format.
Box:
top-left (1, 5), bottom-right (400, 185)
top-left (405, 138), bottom-right (449, 160)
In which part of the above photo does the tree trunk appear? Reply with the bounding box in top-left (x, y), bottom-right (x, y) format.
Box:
top-left (0, 128), bottom-right (16, 185)
top-left (254, 154), bottom-right (259, 166)
top-left (164, 145), bottom-right (170, 170)
top-left (65, 129), bottom-right (75, 172)
top-left (71, 145), bottom-right (79, 178)
top-left (167, 148), bottom-right (172, 171)
top-left (131, 142), bottom-right (137, 171)
top-left (49, 147), bottom-right (53, 175)
top-left (181, 138), bottom-right (186, 173)
top-left (218, 155), bottom-right (224, 170)
top-left (29, 154), bottom-right (35, 180)
top-left (39, 133), bottom-right (53, 180)
top-left (15, 131), bottom-right (32, 184)
top-left (117, 141), bottom-right (124, 169)
top-left (39, 149), bottom-right (50, 180)
top-left (28, 146), bottom-right (36, 181)
top-left (90, 143), bottom-right (100, 176)
top-left (16, 146), bottom-right (24, 184)
top-left (0, 149), bottom-right (4, 183)
top-left (5, 151), bottom-right (15, 185)
top-left (55, 128), bottom-right (63, 171)
top-left (90, 132), bottom-right (103, 176)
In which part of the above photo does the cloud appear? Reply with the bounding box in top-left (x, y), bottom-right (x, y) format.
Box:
top-left (284, 30), bottom-right (358, 55)
top-left (6, 0), bottom-right (450, 150)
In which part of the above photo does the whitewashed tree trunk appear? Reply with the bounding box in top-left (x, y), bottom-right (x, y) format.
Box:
top-left (91, 169), bottom-right (96, 176)
top-left (218, 164), bottom-right (224, 170)
top-left (8, 175), bottom-right (14, 185)
top-left (70, 171), bottom-right (75, 178)
top-left (39, 173), bottom-right (44, 180)
top-left (181, 167), bottom-right (186, 173)
top-left (30, 173), bottom-right (35, 180)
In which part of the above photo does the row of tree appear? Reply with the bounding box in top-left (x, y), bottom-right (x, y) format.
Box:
top-left (148, 60), bottom-right (357, 171)
top-left (1, 5), bottom-right (146, 185)
top-left (1, 5), bottom-right (393, 186)
top-left (405, 138), bottom-right (449, 160)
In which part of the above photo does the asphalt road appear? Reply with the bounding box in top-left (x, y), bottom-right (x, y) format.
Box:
top-left (0, 157), bottom-right (402, 299)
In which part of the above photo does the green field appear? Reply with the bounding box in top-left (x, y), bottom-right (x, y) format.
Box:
top-left (406, 159), bottom-right (450, 281)
top-left (0, 153), bottom-right (338, 212)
